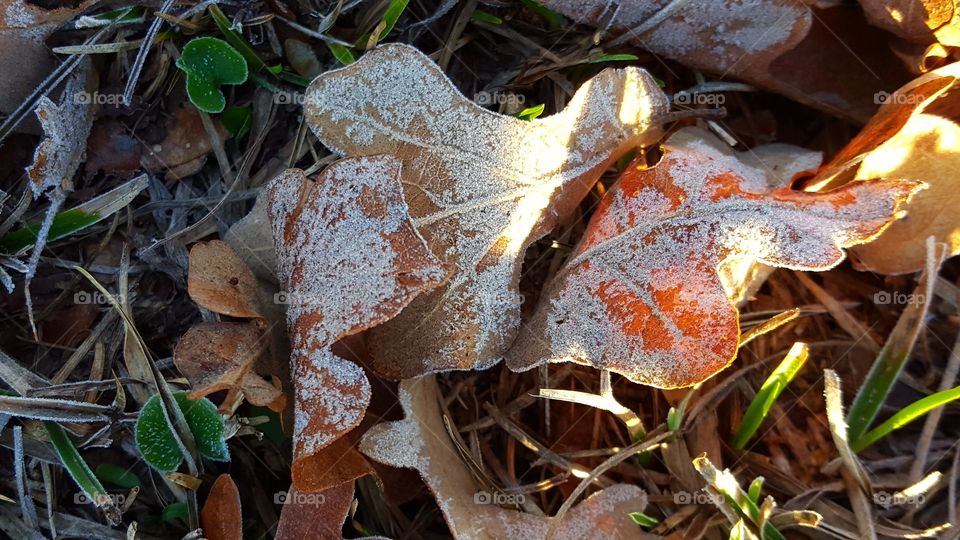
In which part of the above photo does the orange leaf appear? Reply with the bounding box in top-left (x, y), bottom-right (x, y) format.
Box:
top-left (507, 127), bottom-right (921, 388)
top-left (267, 155), bottom-right (448, 487)
top-left (174, 322), bottom-right (284, 413)
top-left (304, 43), bottom-right (668, 378)
top-left (188, 240), bottom-right (264, 319)
top-left (200, 474), bottom-right (242, 540)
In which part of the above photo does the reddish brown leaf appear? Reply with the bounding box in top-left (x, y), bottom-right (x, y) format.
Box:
top-left (188, 240), bottom-right (264, 319)
top-left (292, 435), bottom-right (374, 494)
top-left (267, 155), bottom-right (448, 488)
top-left (507, 127), bottom-right (921, 388)
top-left (360, 376), bottom-right (648, 539)
top-left (174, 322), bottom-right (284, 413)
top-left (201, 474), bottom-right (242, 540)
top-left (275, 481), bottom-right (353, 540)
top-left (304, 43), bottom-right (669, 378)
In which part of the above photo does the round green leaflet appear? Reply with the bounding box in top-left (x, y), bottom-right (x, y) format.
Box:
top-left (176, 37), bottom-right (248, 113)
top-left (135, 391), bottom-right (229, 472)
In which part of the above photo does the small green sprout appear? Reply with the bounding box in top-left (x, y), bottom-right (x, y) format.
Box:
top-left (135, 391), bottom-right (229, 472)
top-left (176, 37), bottom-right (248, 113)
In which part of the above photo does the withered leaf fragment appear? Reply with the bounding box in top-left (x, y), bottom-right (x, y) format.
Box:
top-left (174, 322), bottom-right (284, 413)
top-left (188, 240), bottom-right (264, 319)
top-left (812, 62), bottom-right (960, 274)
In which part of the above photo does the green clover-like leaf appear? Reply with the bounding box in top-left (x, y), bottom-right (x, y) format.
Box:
top-left (176, 37), bottom-right (248, 113)
top-left (135, 391), bottom-right (229, 472)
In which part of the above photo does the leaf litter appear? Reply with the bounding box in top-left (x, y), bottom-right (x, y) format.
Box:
top-left (1, 2), bottom-right (959, 539)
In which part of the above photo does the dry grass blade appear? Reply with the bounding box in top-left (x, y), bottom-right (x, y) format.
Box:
top-left (0, 394), bottom-right (115, 422)
top-left (534, 370), bottom-right (645, 439)
top-left (738, 308), bottom-right (800, 347)
top-left (13, 426), bottom-right (39, 533)
top-left (823, 370), bottom-right (875, 540)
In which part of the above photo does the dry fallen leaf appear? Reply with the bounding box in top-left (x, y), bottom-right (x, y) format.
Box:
top-left (225, 191), bottom-right (278, 282)
top-left (143, 105), bottom-right (226, 180)
top-left (267, 155), bottom-right (448, 489)
top-left (200, 473), bottom-right (243, 540)
top-left (291, 435), bottom-right (375, 494)
top-left (860, 0), bottom-right (960, 46)
top-left (360, 376), bottom-right (648, 539)
top-left (540, 1), bottom-right (909, 121)
top-left (0, 1), bottom-right (92, 116)
top-left (174, 322), bottom-right (285, 413)
top-left (275, 481), bottom-right (354, 540)
top-left (26, 58), bottom-right (94, 196)
top-left (188, 240), bottom-right (265, 319)
top-left (810, 62), bottom-right (960, 274)
top-left (507, 127), bottom-right (921, 388)
top-left (304, 42), bottom-right (669, 378)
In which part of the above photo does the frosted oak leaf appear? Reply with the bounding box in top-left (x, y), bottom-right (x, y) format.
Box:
top-left (507, 127), bottom-right (922, 388)
top-left (360, 376), bottom-right (649, 539)
top-left (267, 156), bottom-right (448, 489)
top-left (304, 42), bottom-right (669, 378)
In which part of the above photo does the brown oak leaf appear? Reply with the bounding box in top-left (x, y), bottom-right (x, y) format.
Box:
top-left (507, 127), bottom-right (921, 388)
top-left (266, 155), bottom-right (448, 488)
top-left (360, 376), bottom-right (648, 539)
top-left (304, 42), bottom-right (669, 378)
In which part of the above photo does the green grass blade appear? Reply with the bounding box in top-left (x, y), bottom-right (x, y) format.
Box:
top-left (847, 254), bottom-right (939, 446)
top-left (207, 4), bottom-right (268, 72)
top-left (747, 477), bottom-right (764, 505)
top-left (852, 385), bottom-right (960, 451)
top-left (520, 0), bottom-right (564, 29)
top-left (629, 512), bottom-right (659, 527)
top-left (326, 42), bottom-right (356, 65)
top-left (379, 0), bottom-right (410, 39)
top-left (516, 104), bottom-right (545, 121)
top-left (733, 342), bottom-right (809, 449)
top-left (45, 421), bottom-right (120, 523)
top-left (471, 10), bottom-right (503, 24)
top-left (693, 456), bottom-right (784, 540)
top-left (95, 463), bottom-right (141, 489)
top-left (590, 53), bottom-right (640, 63)
top-left (0, 174), bottom-right (148, 254)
